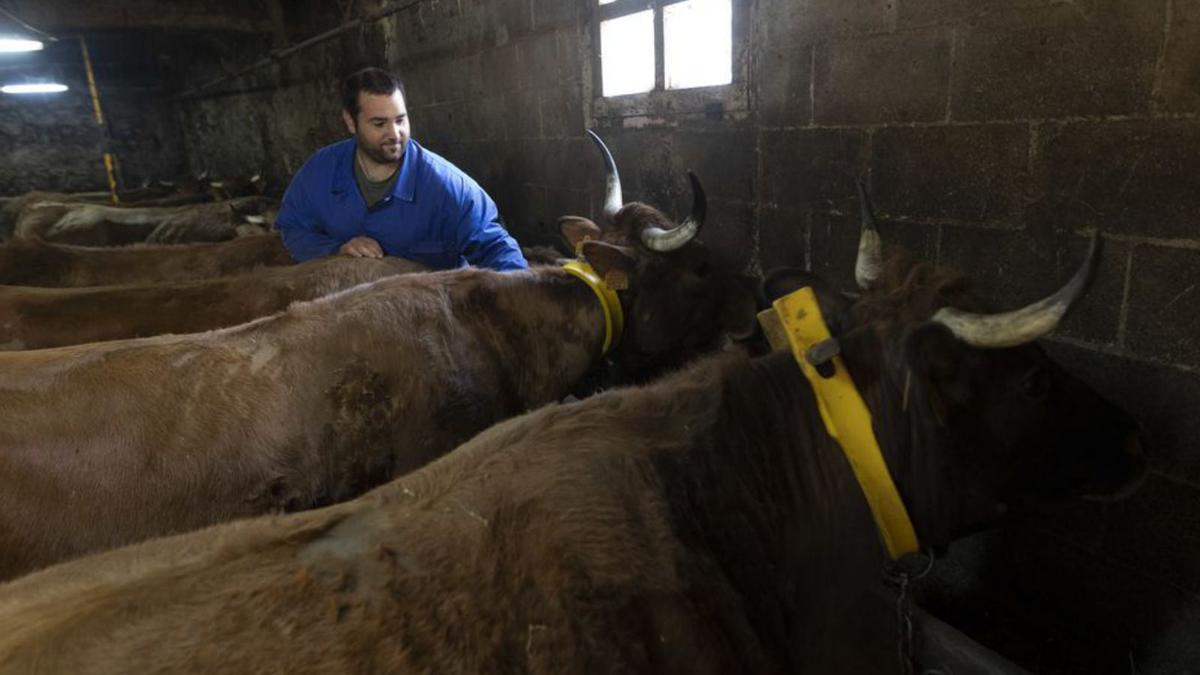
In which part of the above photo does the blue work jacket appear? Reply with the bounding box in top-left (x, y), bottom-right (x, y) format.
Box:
top-left (276, 138), bottom-right (527, 271)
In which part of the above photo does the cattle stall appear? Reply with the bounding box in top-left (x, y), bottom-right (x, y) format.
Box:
top-left (0, 1), bottom-right (1196, 673)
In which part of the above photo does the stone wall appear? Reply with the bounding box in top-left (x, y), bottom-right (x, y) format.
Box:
top-left (0, 32), bottom-right (186, 195)
top-left (175, 2), bottom-right (1200, 671)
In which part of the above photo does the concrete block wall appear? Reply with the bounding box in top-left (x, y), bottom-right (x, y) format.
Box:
top-left (173, 1), bottom-right (1200, 671)
top-left (755, 2), bottom-right (1200, 673)
top-left (385, 0), bottom-right (598, 249)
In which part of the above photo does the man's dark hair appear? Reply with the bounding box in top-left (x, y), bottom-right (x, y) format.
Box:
top-left (341, 68), bottom-right (406, 118)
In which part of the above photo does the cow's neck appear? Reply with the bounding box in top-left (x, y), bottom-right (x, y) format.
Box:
top-left (657, 349), bottom-right (926, 669)
top-left (453, 267), bottom-right (609, 408)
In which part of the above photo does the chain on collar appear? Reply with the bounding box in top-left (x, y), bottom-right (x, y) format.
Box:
top-left (883, 550), bottom-right (938, 675)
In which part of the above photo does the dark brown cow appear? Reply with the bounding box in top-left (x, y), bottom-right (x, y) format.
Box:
top-left (145, 198), bottom-right (278, 244)
top-left (14, 196), bottom-right (275, 245)
top-left (208, 173), bottom-right (267, 200)
top-left (0, 133), bottom-right (757, 581)
top-left (520, 244), bottom-right (571, 266)
top-left (0, 256), bottom-right (427, 351)
top-left (0, 205), bottom-right (1143, 673)
top-left (0, 235), bottom-right (294, 287)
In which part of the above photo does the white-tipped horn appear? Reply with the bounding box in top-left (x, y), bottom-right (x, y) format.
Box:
top-left (587, 129), bottom-right (623, 223)
top-left (244, 215), bottom-right (266, 224)
top-left (855, 181), bottom-right (883, 290)
top-left (931, 233), bottom-right (1102, 348)
top-left (640, 172), bottom-right (706, 253)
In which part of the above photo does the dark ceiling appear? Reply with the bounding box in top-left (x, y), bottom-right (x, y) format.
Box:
top-left (0, 0), bottom-right (277, 35)
top-left (0, 1), bottom-right (358, 93)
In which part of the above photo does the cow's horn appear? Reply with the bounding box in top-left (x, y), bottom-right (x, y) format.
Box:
top-left (587, 129), bottom-right (623, 223)
top-left (931, 233), bottom-right (1101, 348)
top-left (855, 181), bottom-right (882, 290)
top-left (640, 172), bottom-right (705, 253)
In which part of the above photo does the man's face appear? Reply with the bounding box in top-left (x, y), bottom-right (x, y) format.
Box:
top-left (343, 89), bottom-right (410, 165)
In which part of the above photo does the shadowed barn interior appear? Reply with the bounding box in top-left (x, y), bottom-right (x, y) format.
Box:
top-left (0, 1), bottom-right (1197, 672)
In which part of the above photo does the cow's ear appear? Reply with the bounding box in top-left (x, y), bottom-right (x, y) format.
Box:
top-left (559, 216), bottom-right (602, 254)
top-left (903, 322), bottom-right (974, 426)
top-left (580, 240), bottom-right (637, 288)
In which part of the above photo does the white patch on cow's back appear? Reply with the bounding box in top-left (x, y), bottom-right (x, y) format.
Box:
top-left (53, 206), bottom-right (105, 230)
top-left (54, 204), bottom-right (178, 232)
top-left (248, 341), bottom-right (279, 374)
top-left (173, 351), bottom-right (197, 368)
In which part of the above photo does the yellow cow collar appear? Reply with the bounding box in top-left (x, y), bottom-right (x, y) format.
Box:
top-left (562, 260), bottom-right (625, 357)
top-left (758, 287), bottom-right (919, 560)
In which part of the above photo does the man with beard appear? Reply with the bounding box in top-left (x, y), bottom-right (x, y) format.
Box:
top-left (276, 68), bottom-right (527, 270)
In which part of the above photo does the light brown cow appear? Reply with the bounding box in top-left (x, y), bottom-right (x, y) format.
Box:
top-left (0, 235), bottom-right (294, 287)
top-left (0, 185), bottom-right (213, 240)
top-left (0, 256), bottom-right (427, 351)
top-left (14, 196), bottom-right (275, 245)
top-left (0, 134), bottom-right (757, 581)
top-left (0, 238), bottom-right (1144, 673)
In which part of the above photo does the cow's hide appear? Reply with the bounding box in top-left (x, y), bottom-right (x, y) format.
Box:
top-left (0, 256), bottom-right (427, 350)
top-left (0, 235), bottom-right (295, 287)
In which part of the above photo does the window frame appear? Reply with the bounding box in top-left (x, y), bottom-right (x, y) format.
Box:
top-left (587, 0), bottom-right (748, 122)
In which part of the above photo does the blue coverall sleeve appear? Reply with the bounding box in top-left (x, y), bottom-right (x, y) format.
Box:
top-left (453, 184), bottom-right (528, 271)
top-left (275, 173), bottom-right (341, 263)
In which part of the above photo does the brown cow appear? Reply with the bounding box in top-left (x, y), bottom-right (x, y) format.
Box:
top-left (0, 234), bottom-right (294, 287)
top-left (0, 133), bottom-right (757, 581)
top-left (0, 256), bottom-right (427, 351)
top-left (14, 196), bottom-right (276, 245)
top-left (0, 211), bottom-right (1143, 673)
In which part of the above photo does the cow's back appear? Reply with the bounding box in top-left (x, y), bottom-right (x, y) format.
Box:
top-left (0, 270), bottom-right (529, 580)
top-left (0, 256), bottom-right (428, 350)
top-left (0, 236), bottom-right (293, 287)
top-left (0, 357), bottom-right (752, 674)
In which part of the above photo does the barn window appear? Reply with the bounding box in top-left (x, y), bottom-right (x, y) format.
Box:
top-left (597, 0), bottom-right (733, 98)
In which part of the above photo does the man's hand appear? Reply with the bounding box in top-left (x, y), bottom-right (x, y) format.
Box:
top-left (339, 236), bottom-right (384, 258)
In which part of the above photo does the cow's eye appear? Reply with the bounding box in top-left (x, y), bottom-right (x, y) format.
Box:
top-left (1020, 366), bottom-right (1050, 402)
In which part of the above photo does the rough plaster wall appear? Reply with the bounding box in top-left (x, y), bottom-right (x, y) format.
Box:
top-left (174, 1), bottom-right (1200, 672)
top-left (179, 27), bottom-right (368, 191)
top-left (0, 40), bottom-right (185, 195)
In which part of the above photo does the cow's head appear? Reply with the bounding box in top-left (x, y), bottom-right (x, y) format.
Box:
top-left (225, 196), bottom-right (278, 237)
top-left (558, 131), bottom-right (757, 380)
top-left (210, 172), bottom-right (268, 201)
top-left (765, 185), bottom-right (1146, 549)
